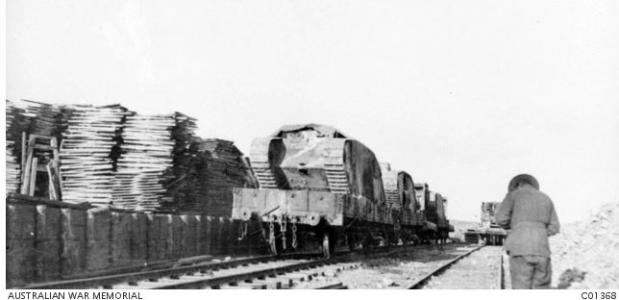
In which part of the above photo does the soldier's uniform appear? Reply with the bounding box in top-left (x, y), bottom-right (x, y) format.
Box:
top-left (496, 174), bottom-right (560, 289)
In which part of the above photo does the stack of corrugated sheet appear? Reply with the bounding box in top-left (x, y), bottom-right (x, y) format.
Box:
top-left (113, 113), bottom-right (175, 211)
top-left (5, 100), bottom-right (31, 194)
top-left (59, 105), bottom-right (126, 204)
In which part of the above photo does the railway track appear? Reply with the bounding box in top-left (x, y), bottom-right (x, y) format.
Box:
top-left (409, 245), bottom-right (505, 289)
top-left (25, 244), bottom-right (505, 289)
top-left (25, 245), bottom-right (412, 289)
top-left (24, 252), bottom-right (320, 289)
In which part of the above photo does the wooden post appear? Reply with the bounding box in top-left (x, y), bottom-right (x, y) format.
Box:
top-left (51, 137), bottom-right (62, 198)
top-left (35, 205), bottom-right (62, 281)
top-left (204, 216), bottom-right (212, 254)
top-left (166, 214), bottom-right (174, 259)
top-left (47, 163), bottom-right (56, 200)
top-left (217, 217), bottom-right (224, 254)
top-left (28, 157), bottom-right (38, 196)
top-left (21, 131), bottom-right (26, 173)
top-left (20, 140), bottom-right (34, 194)
top-left (60, 208), bottom-right (87, 276)
top-left (85, 206), bottom-right (111, 271)
top-left (130, 212), bottom-right (148, 264)
top-left (6, 204), bottom-right (37, 287)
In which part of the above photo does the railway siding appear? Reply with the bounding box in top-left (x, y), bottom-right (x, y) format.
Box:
top-left (293, 244), bottom-right (478, 289)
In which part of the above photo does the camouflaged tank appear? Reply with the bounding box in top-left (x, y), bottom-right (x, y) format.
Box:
top-left (381, 163), bottom-right (423, 227)
top-left (413, 182), bottom-right (453, 242)
top-left (231, 124), bottom-right (396, 256)
top-left (464, 202), bottom-right (507, 245)
top-left (232, 124), bottom-right (391, 226)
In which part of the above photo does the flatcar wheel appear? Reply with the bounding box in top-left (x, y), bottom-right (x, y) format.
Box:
top-left (322, 233), bottom-right (331, 258)
top-left (346, 232), bottom-right (356, 251)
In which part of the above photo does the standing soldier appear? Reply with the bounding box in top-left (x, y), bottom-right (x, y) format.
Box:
top-left (496, 174), bottom-right (560, 289)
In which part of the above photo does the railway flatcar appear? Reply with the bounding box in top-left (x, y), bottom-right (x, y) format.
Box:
top-left (428, 193), bottom-right (454, 243)
top-left (232, 124), bottom-right (394, 256)
top-left (380, 163), bottom-right (425, 241)
top-left (464, 202), bottom-right (506, 245)
top-left (414, 183), bottom-right (454, 243)
top-left (231, 124), bottom-right (452, 256)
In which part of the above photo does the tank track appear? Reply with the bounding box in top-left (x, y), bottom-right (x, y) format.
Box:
top-left (324, 163), bottom-right (349, 194)
top-left (252, 162), bottom-right (278, 189)
top-left (385, 189), bottom-right (400, 209)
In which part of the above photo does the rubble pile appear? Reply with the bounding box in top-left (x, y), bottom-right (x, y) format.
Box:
top-left (551, 202), bottom-right (619, 289)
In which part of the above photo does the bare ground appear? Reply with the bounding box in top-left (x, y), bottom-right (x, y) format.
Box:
top-left (550, 202), bottom-right (619, 289)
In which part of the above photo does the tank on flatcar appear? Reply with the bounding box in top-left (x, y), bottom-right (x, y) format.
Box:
top-left (464, 202), bottom-right (507, 245)
top-left (433, 193), bottom-right (454, 242)
top-left (380, 163), bottom-right (423, 228)
top-left (414, 183), bottom-right (453, 243)
top-left (231, 124), bottom-right (392, 255)
top-left (248, 124), bottom-right (385, 204)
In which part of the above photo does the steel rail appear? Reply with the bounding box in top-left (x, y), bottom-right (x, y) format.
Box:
top-left (315, 282), bottom-right (347, 289)
top-left (154, 244), bottom-right (413, 289)
top-left (24, 252), bottom-right (320, 289)
top-left (408, 245), bottom-right (485, 289)
top-left (23, 242), bottom-right (415, 289)
top-left (152, 259), bottom-right (332, 289)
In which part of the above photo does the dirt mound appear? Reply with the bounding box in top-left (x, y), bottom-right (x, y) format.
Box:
top-left (551, 202), bottom-right (619, 288)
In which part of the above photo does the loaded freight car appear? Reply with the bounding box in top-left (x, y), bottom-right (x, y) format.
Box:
top-left (464, 202), bottom-right (507, 245)
top-left (380, 163), bottom-right (425, 241)
top-left (414, 183), bottom-right (454, 243)
top-left (231, 124), bottom-right (399, 257)
top-left (414, 182), bottom-right (435, 241)
top-left (428, 193), bottom-right (454, 243)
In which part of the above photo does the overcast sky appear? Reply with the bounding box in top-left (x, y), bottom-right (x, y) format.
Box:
top-left (6, 0), bottom-right (619, 222)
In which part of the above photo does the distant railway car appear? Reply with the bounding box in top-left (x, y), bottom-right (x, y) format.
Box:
top-left (464, 202), bottom-right (507, 245)
top-left (414, 182), bottom-right (433, 232)
top-left (414, 183), bottom-right (453, 243)
top-left (414, 182), bottom-right (429, 212)
top-left (380, 164), bottom-right (424, 240)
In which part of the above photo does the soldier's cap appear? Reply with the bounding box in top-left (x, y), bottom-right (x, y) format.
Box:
top-left (508, 174), bottom-right (539, 192)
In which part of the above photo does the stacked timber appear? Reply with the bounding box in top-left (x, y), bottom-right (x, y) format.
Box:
top-left (5, 100), bottom-right (31, 194)
top-left (183, 139), bottom-right (257, 215)
top-left (160, 113), bottom-right (200, 210)
top-left (161, 138), bottom-right (257, 215)
top-left (6, 99), bottom-right (259, 216)
top-left (113, 113), bottom-right (175, 210)
top-left (21, 99), bottom-right (64, 138)
top-left (59, 105), bottom-right (127, 204)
